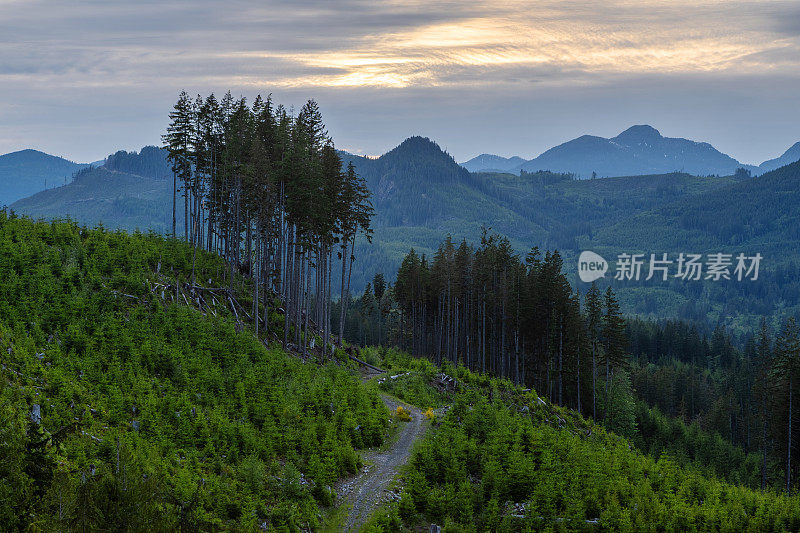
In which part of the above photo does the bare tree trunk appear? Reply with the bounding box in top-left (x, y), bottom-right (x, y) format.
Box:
top-left (184, 182), bottom-right (189, 241)
top-left (283, 224), bottom-right (291, 350)
top-left (254, 230), bottom-right (259, 336)
top-left (788, 375), bottom-right (793, 496)
top-left (344, 235), bottom-right (356, 341)
top-left (481, 297), bottom-right (486, 374)
top-left (338, 239), bottom-right (348, 347)
top-left (325, 246), bottom-right (332, 355)
top-left (592, 341), bottom-right (597, 420)
top-left (558, 316), bottom-right (563, 406)
top-left (577, 337), bottom-right (582, 414)
top-left (303, 251), bottom-right (311, 356)
top-left (191, 186), bottom-right (200, 285)
top-left (763, 387), bottom-right (768, 491)
top-left (172, 172), bottom-right (177, 239)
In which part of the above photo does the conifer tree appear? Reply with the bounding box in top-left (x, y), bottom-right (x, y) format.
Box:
top-left (585, 283), bottom-right (602, 420)
top-left (163, 91), bottom-right (194, 240)
top-left (775, 317), bottom-right (800, 495)
top-left (602, 287), bottom-right (626, 420)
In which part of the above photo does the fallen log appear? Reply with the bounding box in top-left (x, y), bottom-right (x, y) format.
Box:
top-left (349, 356), bottom-right (385, 373)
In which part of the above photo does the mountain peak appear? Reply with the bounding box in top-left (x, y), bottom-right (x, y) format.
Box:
top-left (614, 125), bottom-right (662, 143)
top-left (783, 142), bottom-right (800, 158)
top-left (395, 136), bottom-right (444, 153)
top-left (385, 136), bottom-right (458, 165)
top-left (1, 148), bottom-right (69, 162)
top-left (460, 153), bottom-right (526, 173)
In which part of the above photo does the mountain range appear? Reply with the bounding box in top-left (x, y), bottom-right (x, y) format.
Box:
top-left (6, 132), bottom-right (800, 330)
top-left (10, 146), bottom-right (175, 233)
top-left (461, 125), bottom-right (799, 178)
top-left (0, 149), bottom-right (90, 205)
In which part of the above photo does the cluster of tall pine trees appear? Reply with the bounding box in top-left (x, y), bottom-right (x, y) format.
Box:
top-left (163, 91), bottom-right (373, 355)
top-left (391, 232), bottom-right (627, 421)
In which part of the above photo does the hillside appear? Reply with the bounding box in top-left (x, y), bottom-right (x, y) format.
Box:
top-left (2, 215), bottom-right (799, 531)
top-left (584, 161), bottom-right (800, 327)
top-left (10, 146), bottom-right (176, 233)
top-left (338, 138), bottom-right (800, 330)
top-left (596, 160), bottom-right (800, 252)
top-left (336, 137), bottom-right (750, 293)
top-left (0, 215), bottom-right (389, 530)
top-left (0, 149), bottom-right (88, 205)
top-left (357, 349), bottom-right (800, 532)
top-left (755, 142), bottom-right (800, 174)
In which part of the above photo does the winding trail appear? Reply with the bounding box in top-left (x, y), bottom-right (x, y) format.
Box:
top-left (336, 393), bottom-right (429, 532)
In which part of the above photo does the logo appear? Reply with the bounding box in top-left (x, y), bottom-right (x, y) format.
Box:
top-left (578, 251), bottom-right (608, 283)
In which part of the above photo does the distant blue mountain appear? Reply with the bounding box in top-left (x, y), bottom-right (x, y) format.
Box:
top-left (0, 149), bottom-right (88, 205)
top-left (757, 142), bottom-right (800, 174)
top-left (460, 153), bottom-right (526, 173)
top-left (517, 125), bottom-right (757, 178)
top-left (460, 125), bottom-right (791, 178)
top-left (10, 146), bottom-right (176, 234)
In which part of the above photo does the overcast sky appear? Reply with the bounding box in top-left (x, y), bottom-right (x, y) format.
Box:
top-left (1, 0), bottom-right (799, 164)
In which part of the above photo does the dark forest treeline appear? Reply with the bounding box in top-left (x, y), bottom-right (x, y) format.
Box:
top-left (344, 232), bottom-right (800, 494)
top-left (103, 146), bottom-right (171, 179)
top-left (629, 317), bottom-right (800, 494)
top-left (352, 232), bottom-right (629, 430)
top-left (163, 91), bottom-right (372, 356)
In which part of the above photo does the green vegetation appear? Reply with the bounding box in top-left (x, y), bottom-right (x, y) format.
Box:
top-left (3, 213), bottom-right (800, 530)
top-left (348, 229), bottom-right (800, 497)
top-left (0, 214), bottom-right (388, 530)
top-left (634, 402), bottom-right (766, 489)
top-left (360, 352), bottom-right (800, 532)
top-left (11, 130), bottom-right (800, 334)
top-left (11, 165), bottom-right (176, 234)
top-left (362, 347), bottom-right (455, 409)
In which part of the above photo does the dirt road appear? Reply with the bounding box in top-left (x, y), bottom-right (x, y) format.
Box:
top-left (336, 395), bottom-right (428, 532)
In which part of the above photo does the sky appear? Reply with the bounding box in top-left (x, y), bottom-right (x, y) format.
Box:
top-left (1, 0), bottom-right (799, 165)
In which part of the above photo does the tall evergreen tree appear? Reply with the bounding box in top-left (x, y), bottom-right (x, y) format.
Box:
top-left (775, 317), bottom-right (800, 495)
top-left (163, 91), bottom-right (194, 240)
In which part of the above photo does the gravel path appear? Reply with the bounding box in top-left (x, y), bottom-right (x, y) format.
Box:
top-left (336, 394), bottom-right (428, 532)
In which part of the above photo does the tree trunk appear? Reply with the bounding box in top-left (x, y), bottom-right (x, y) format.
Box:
top-left (788, 374), bottom-right (793, 496)
top-left (338, 239), bottom-right (348, 347)
top-left (762, 387), bottom-right (768, 491)
top-left (254, 231), bottom-right (259, 336)
top-left (172, 172), bottom-right (177, 239)
top-left (558, 315), bottom-right (563, 406)
top-left (592, 341), bottom-right (597, 420)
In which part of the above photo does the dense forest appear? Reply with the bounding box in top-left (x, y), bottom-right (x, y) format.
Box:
top-left (342, 232), bottom-right (800, 496)
top-left (103, 146), bottom-right (171, 180)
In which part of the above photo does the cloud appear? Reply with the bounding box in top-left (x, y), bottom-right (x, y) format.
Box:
top-left (0, 0), bottom-right (798, 163)
top-left (3, 0), bottom-right (799, 88)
